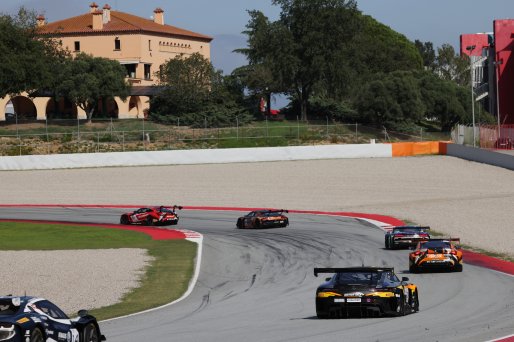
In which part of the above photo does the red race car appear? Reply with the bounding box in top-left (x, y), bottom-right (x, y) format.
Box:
top-left (236, 209), bottom-right (289, 229)
top-left (120, 205), bottom-right (183, 226)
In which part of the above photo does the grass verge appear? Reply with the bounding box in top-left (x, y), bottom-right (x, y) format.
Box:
top-left (0, 222), bottom-right (197, 320)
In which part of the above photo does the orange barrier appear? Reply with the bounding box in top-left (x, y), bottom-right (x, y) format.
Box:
top-left (391, 141), bottom-right (447, 157)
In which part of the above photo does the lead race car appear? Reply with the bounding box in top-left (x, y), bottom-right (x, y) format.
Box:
top-left (314, 267), bottom-right (419, 318)
top-left (120, 205), bottom-right (183, 226)
top-left (236, 209), bottom-right (289, 229)
top-left (0, 296), bottom-right (105, 342)
top-left (385, 226), bottom-right (430, 249)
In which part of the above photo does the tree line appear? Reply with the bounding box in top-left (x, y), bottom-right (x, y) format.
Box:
top-left (1, 1), bottom-right (496, 132)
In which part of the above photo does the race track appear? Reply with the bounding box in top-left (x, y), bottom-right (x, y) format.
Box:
top-left (1, 207), bottom-right (513, 342)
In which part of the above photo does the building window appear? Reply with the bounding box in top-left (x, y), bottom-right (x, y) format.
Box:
top-left (148, 40), bottom-right (152, 51)
top-left (74, 41), bottom-right (80, 52)
top-left (144, 64), bottom-right (151, 80)
top-left (114, 38), bottom-right (121, 50)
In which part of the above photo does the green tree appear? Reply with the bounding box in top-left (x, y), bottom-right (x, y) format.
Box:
top-left (435, 44), bottom-right (469, 86)
top-left (414, 40), bottom-right (437, 71)
top-left (0, 7), bottom-right (68, 97)
top-left (240, 0), bottom-right (362, 121)
top-left (151, 53), bottom-right (250, 127)
top-left (349, 16), bottom-right (423, 86)
top-left (57, 53), bottom-right (130, 121)
top-left (355, 71), bottom-right (425, 130)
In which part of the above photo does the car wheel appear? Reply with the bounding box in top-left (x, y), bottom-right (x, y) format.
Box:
top-left (282, 219), bottom-right (289, 228)
top-left (385, 237), bottom-right (389, 249)
top-left (397, 291), bottom-right (406, 316)
top-left (254, 220), bottom-right (260, 228)
top-left (455, 263), bottom-right (463, 272)
top-left (317, 312), bottom-right (329, 319)
top-left (145, 216), bottom-right (153, 226)
top-left (411, 289), bottom-right (420, 312)
top-left (236, 218), bottom-right (243, 229)
top-left (30, 328), bottom-right (44, 342)
top-left (120, 215), bottom-right (129, 225)
top-left (83, 323), bottom-right (100, 342)
top-left (409, 264), bottom-right (418, 274)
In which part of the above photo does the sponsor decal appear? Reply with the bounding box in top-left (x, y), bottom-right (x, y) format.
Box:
top-left (16, 317), bottom-right (30, 324)
top-left (344, 292), bottom-right (364, 297)
top-left (334, 298), bottom-right (345, 303)
top-left (347, 298), bottom-right (361, 303)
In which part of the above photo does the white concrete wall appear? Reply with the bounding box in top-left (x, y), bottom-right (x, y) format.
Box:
top-left (0, 144), bottom-right (392, 171)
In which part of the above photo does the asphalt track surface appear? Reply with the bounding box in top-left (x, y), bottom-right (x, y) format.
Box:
top-left (1, 207), bottom-right (513, 342)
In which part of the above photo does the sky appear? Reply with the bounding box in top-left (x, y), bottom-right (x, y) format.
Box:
top-left (3, 0), bottom-right (514, 107)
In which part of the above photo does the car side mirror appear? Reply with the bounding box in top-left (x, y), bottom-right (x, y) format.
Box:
top-left (77, 309), bottom-right (88, 317)
top-left (401, 277), bottom-right (409, 282)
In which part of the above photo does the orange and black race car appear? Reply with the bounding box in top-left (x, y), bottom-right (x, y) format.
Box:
top-left (315, 267), bottom-right (419, 318)
top-left (236, 209), bottom-right (289, 229)
top-left (120, 205), bottom-right (183, 226)
top-left (409, 238), bottom-right (463, 273)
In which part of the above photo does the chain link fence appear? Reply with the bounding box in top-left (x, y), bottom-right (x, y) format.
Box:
top-left (0, 118), bottom-right (442, 156)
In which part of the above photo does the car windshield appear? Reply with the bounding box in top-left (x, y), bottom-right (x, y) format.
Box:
top-left (263, 211), bottom-right (281, 217)
top-left (159, 207), bottom-right (175, 213)
top-left (335, 272), bottom-right (380, 286)
top-left (421, 241), bottom-right (450, 249)
top-left (0, 300), bottom-right (20, 316)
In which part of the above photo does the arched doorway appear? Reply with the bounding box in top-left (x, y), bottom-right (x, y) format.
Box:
top-left (96, 97), bottom-right (119, 119)
top-left (45, 98), bottom-right (78, 120)
top-left (128, 96), bottom-right (141, 117)
top-left (10, 96), bottom-right (37, 121)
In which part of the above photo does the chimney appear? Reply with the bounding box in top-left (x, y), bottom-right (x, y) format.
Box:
top-left (89, 2), bottom-right (99, 13)
top-left (153, 8), bottom-right (164, 25)
top-left (92, 10), bottom-right (103, 30)
top-left (36, 14), bottom-right (46, 27)
top-left (103, 4), bottom-right (111, 23)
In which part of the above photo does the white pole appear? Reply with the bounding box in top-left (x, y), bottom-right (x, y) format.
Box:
top-left (470, 56), bottom-right (476, 147)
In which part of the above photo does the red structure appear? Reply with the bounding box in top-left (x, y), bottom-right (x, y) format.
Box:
top-left (460, 33), bottom-right (489, 57)
top-left (461, 20), bottom-right (514, 125)
top-left (493, 20), bottom-right (514, 125)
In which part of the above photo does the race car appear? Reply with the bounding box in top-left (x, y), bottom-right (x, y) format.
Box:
top-left (385, 226), bottom-right (431, 249)
top-left (409, 238), bottom-right (463, 273)
top-left (120, 205), bottom-right (183, 226)
top-left (314, 267), bottom-right (419, 318)
top-left (0, 295), bottom-right (106, 342)
top-left (236, 209), bottom-right (289, 229)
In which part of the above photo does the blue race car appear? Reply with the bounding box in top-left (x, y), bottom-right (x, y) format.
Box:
top-left (0, 296), bottom-right (105, 342)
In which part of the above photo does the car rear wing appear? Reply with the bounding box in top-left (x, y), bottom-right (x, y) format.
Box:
top-left (425, 238), bottom-right (460, 242)
top-left (392, 226), bottom-right (430, 231)
top-left (314, 267), bottom-right (393, 277)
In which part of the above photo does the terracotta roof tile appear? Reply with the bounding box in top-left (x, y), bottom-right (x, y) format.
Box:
top-left (37, 10), bottom-right (212, 41)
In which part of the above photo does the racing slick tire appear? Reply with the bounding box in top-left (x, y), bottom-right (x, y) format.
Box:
top-left (316, 312), bottom-right (329, 319)
top-left (396, 291), bottom-right (406, 316)
top-left (30, 328), bottom-right (44, 342)
top-left (411, 289), bottom-right (420, 312)
top-left (145, 216), bottom-right (154, 226)
top-left (83, 322), bottom-right (100, 342)
top-left (385, 236), bottom-right (390, 249)
top-left (281, 219), bottom-right (289, 228)
top-left (454, 264), bottom-right (463, 272)
top-left (236, 218), bottom-right (244, 229)
top-left (120, 215), bottom-right (130, 225)
top-left (409, 264), bottom-right (418, 274)
top-left (254, 220), bottom-right (261, 229)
